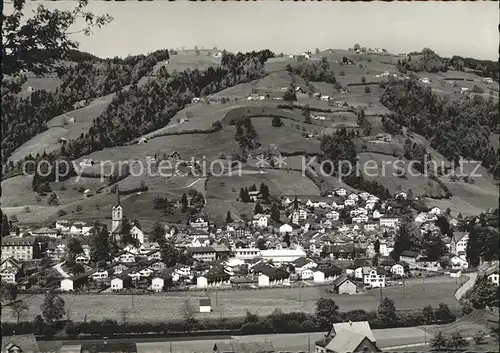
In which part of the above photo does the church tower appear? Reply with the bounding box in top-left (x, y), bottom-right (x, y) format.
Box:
top-left (111, 186), bottom-right (123, 233)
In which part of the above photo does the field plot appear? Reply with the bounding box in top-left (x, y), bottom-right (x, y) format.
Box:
top-left (18, 76), bottom-right (63, 98)
top-left (357, 152), bottom-right (447, 197)
top-left (151, 52), bottom-right (221, 75)
top-left (8, 92), bottom-right (116, 162)
top-left (15, 276), bottom-right (460, 324)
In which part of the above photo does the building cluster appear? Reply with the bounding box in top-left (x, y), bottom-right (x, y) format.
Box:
top-left (2, 187), bottom-right (498, 295)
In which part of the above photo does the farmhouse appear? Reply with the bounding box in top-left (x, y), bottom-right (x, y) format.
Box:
top-left (315, 321), bottom-right (379, 353)
top-left (258, 268), bottom-right (289, 287)
top-left (450, 232), bottom-right (469, 255)
top-left (60, 273), bottom-right (90, 292)
top-left (313, 266), bottom-right (342, 284)
top-left (332, 275), bottom-right (357, 294)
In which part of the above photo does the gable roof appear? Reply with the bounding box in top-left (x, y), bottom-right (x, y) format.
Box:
top-left (452, 231), bottom-right (468, 243)
top-left (332, 274), bottom-right (355, 287)
top-left (326, 331), bottom-right (378, 353)
top-left (330, 321), bottom-right (376, 342)
top-left (1, 334), bottom-right (40, 352)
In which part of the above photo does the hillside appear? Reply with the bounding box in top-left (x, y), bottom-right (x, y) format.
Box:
top-left (2, 47), bottom-right (498, 225)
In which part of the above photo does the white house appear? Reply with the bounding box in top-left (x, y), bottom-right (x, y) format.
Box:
top-left (151, 277), bottom-right (165, 292)
top-left (352, 215), bottom-right (369, 223)
top-left (379, 217), bottom-right (399, 228)
top-left (234, 248), bottom-right (262, 260)
top-left (354, 266), bottom-right (372, 280)
top-left (487, 269), bottom-right (499, 286)
top-left (260, 248), bottom-right (307, 264)
top-left (451, 255), bottom-right (469, 270)
top-left (252, 214), bottom-right (269, 228)
top-left (364, 223), bottom-right (377, 231)
top-left (344, 199), bottom-right (356, 207)
top-left (325, 211), bottom-right (339, 220)
top-left (335, 188), bottom-right (347, 197)
top-left (91, 270), bottom-right (108, 281)
top-left (197, 276), bottom-right (208, 288)
top-left (130, 225), bottom-right (145, 245)
top-left (359, 192), bottom-right (371, 200)
top-left (363, 269), bottom-right (386, 288)
top-left (111, 276), bottom-right (132, 291)
top-left (390, 264), bottom-right (405, 277)
top-left (279, 223), bottom-right (293, 234)
top-left (372, 210), bottom-right (383, 219)
top-left (300, 269), bottom-right (314, 280)
top-left (313, 267), bottom-right (341, 284)
top-left (429, 207), bottom-right (441, 215)
top-left (451, 232), bottom-right (469, 255)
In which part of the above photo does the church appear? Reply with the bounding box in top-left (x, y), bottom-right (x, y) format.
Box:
top-left (110, 187), bottom-right (145, 244)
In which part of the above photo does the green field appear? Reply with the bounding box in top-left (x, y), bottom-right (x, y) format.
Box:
top-left (11, 276), bottom-right (462, 324)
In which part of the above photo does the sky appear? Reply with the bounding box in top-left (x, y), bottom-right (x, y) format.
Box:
top-left (9, 0), bottom-right (500, 60)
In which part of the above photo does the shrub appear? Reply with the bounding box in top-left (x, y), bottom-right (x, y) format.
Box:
top-left (272, 117), bottom-right (283, 127)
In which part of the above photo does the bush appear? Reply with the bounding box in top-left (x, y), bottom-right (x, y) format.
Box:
top-left (364, 86), bottom-right (371, 94)
top-left (272, 117), bottom-right (283, 127)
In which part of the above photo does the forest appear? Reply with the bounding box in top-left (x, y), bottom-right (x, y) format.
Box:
top-left (1, 49), bottom-right (171, 164)
top-left (380, 77), bottom-right (499, 176)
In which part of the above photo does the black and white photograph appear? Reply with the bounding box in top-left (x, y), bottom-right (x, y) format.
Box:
top-left (1, 1), bottom-right (499, 352)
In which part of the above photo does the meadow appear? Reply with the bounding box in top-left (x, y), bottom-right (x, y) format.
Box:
top-left (12, 276), bottom-right (462, 324)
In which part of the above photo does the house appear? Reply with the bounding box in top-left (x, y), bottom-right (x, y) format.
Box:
top-left (400, 251), bottom-right (421, 266)
top-left (321, 95), bottom-right (330, 101)
top-left (1, 236), bottom-right (39, 261)
top-left (451, 255), bottom-right (469, 270)
top-left (138, 137), bottom-right (148, 144)
top-left (429, 206), bottom-right (441, 215)
top-left (486, 267), bottom-right (499, 285)
top-left (292, 257), bottom-right (318, 273)
top-left (450, 232), bottom-right (469, 255)
top-left (359, 192), bottom-right (371, 200)
top-left (260, 248), bottom-right (307, 264)
top-left (299, 268), bottom-right (315, 280)
top-left (315, 321), bottom-right (380, 353)
top-left (332, 275), bottom-right (357, 294)
top-left (90, 270), bottom-right (108, 281)
top-left (325, 211), bottom-right (340, 221)
top-left (30, 227), bottom-right (58, 238)
top-left (79, 158), bottom-right (95, 167)
top-left (419, 77), bottom-right (430, 84)
top-left (130, 225), bottom-right (145, 245)
top-left (112, 251), bottom-right (136, 263)
top-left (69, 222), bottom-right (93, 236)
top-left (234, 248), bottom-right (262, 260)
top-left (335, 188), bottom-right (347, 197)
top-left (60, 273), bottom-right (90, 291)
top-left (1, 334), bottom-right (40, 353)
top-left (354, 266), bottom-right (373, 280)
top-left (344, 199), bottom-right (356, 207)
top-left (257, 268), bottom-right (289, 287)
top-left (313, 266), bottom-right (342, 284)
top-left (111, 275), bottom-right (133, 291)
top-left (279, 223), bottom-right (293, 234)
top-left (188, 246), bottom-right (216, 262)
top-left (450, 269), bottom-right (462, 278)
top-left (0, 267), bottom-right (17, 284)
top-left (199, 270), bottom-right (231, 288)
top-left (199, 298), bottom-right (211, 313)
top-left (390, 263), bottom-right (405, 277)
top-left (334, 101), bottom-right (349, 109)
top-left (252, 214), bottom-right (269, 228)
top-left (189, 216), bottom-right (209, 231)
top-left (379, 217), bottom-right (399, 228)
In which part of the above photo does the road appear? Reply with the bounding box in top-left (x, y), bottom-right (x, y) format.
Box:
top-left (53, 262), bottom-right (70, 279)
top-left (455, 272), bottom-right (477, 300)
top-left (37, 327), bottom-right (431, 353)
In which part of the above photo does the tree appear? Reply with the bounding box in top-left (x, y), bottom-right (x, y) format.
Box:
top-left (473, 330), bottom-right (485, 345)
top-left (225, 211), bottom-right (233, 224)
top-left (466, 275), bottom-right (499, 309)
top-left (47, 192), bottom-right (59, 206)
top-left (272, 116), bottom-right (283, 127)
top-left (434, 302), bottom-right (455, 324)
top-left (315, 298), bottom-right (340, 329)
top-left (377, 297), bottom-right (397, 326)
top-left (66, 237), bottom-right (83, 261)
top-left (302, 105), bottom-right (311, 124)
top-left (422, 305), bottom-right (434, 324)
top-left (353, 43), bottom-right (361, 51)
top-left (160, 240), bottom-right (181, 267)
top-left (1, 211), bottom-right (11, 237)
top-left (41, 290), bottom-right (66, 325)
top-left (149, 221), bottom-right (165, 244)
top-left (10, 300), bottom-right (29, 324)
top-left (120, 218), bottom-right (135, 245)
top-left (283, 89), bottom-right (297, 103)
top-left (374, 239), bottom-right (380, 254)
top-left (283, 232), bottom-right (291, 247)
top-left (72, 263), bottom-right (85, 275)
top-left (361, 76), bottom-right (366, 83)
top-left (270, 203), bottom-right (281, 223)
top-left (315, 48), bottom-right (320, 55)
top-left (76, 205), bottom-right (83, 213)
top-left (181, 298), bottom-right (197, 331)
top-left (254, 202), bottom-right (264, 215)
top-left (430, 331), bottom-right (448, 351)
top-left (2, 0), bottom-right (113, 77)
top-left (448, 332), bottom-right (468, 350)
top-left (364, 86), bottom-right (371, 94)
top-left (259, 183), bottom-right (270, 201)
top-left (256, 238), bottom-right (267, 250)
top-left (89, 224), bottom-right (111, 263)
top-left (181, 193), bottom-right (189, 212)
top-left (1, 283), bottom-right (18, 302)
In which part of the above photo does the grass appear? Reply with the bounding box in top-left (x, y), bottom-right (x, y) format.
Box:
top-left (357, 152), bottom-right (447, 197)
top-left (14, 276), bottom-right (461, 324)
top-left (8, 92), bottom-right (116, 162)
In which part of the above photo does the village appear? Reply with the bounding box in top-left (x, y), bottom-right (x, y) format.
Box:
top-left (2, 186), bottom-right (498, 296)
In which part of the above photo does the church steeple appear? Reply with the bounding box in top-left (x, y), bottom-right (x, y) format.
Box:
top-left (111, 185), bottom-right (123, 233)
top-left (293, 188), bottom-right (299, 211)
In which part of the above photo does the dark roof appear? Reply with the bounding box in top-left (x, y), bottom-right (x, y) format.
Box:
top-left (332, 274), bottom-right (355, 287)
top-left (200, 298), bottom-right (211, 306)
top-left (66, 272), bottom-right (93, 281)
top-left (292, 257), bottom-right (311, 267)
top-left (188, 246), bottom-right (215, 254)
top-left (2, 236), bottom-right (37, 246)
top-left (318, 266), bottom-right (342, 277)
top-left (400, 250), bottom-right (419, 258)
top-left (379, 259), bottom-right (396, 267)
